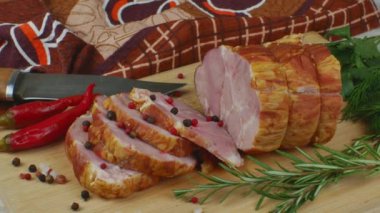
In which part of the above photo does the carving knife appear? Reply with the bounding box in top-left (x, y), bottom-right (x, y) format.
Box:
top-left (0, 68), bottom-right (185, 102)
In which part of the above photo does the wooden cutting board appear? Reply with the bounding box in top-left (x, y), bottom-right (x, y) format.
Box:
top-left (0, 34), bottom-right (379, 213)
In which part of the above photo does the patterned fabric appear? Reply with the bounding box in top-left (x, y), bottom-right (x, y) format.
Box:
top-left (0, 0), bottom-right (379, 79)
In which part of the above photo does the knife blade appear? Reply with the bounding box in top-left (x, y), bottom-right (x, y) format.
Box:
top-left (0, 68), bottom-right (185, 101)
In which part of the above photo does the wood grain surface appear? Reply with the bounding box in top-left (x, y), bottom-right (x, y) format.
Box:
top-left (0, 34), bottom-right (379, 213)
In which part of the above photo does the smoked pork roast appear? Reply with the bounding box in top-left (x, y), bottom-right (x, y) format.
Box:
top-left (195, 37), bottom-right (342, 152)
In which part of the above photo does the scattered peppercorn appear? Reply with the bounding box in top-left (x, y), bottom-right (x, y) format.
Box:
top-left (38, 174), bottom-right (46, 182)
top-left (183, 119), bottom-right (192, 127)
top-left (206, 116), bottom-right (212, 122)
top-left (170, 107), bottom-right (178, 115)
top-left (82, 120), bottom-right (91, 132)
top-left (191, 196), bottom-right (199, 204)
top-left (218, 121), bottom-right (224, 127)
top-left (125, 127), bottom-right (132, 134)
top-left (28, 164), bottom-right (37, 173)
top-left (106, 111), bottom-right (116, 121)
top-left (55, 175), bottom-right (68, 184)
top-left (82, 120), bottom-right (90, 127)
top-left (168, 91), bottom-right (182, 97)
top-left (84, 141), bottom-right (93, 150)
top-left (169, 127), bottom-right (178, 136)
top-left (211, 115), bottom-right (220, 122)
top-left (128, 132), bottom-right (137, 139)
top-left (12, 157), bottom-right (21, 167)
top-left (165, 97), bottom-right (174, 105)
top-left (142, 114), bottom-right (149, 121)
top-left (35, 171), bottom-right (42, 177)
top-left (127, 102), bottom-right (136, 109)
top-left (24, 173), bottom-right (32, 180)
top-left (117, 122), bottom-right (125, 129)
top-left (81, 190), bottom-right (90, 201)
top-left (71, 202), bottom-right (79, 211)
top-left (149, 94), bottom-right (156, 101)
top-left (46, 175), bottom-right (54, 184)
top-left (191, 119), bottom-right (198, 127)
top-left (177, 73), bottom-right (184, 79)
top-left (100, 163), bottom-right (107, 170)
top-left (19, 173), bottom-right (25, 179)
top-left (146, 116), bottom-right (156, 124)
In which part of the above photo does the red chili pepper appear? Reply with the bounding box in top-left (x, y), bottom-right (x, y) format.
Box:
top-left (0, 84), bottom-right (95, 152)
top-left (0, 95), bottom-right (83, 129)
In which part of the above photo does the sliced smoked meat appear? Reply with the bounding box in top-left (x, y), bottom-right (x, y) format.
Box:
top-left (195, 42), bottom-right (341, 152)
top-left (103, 94), bottom-right (193, 157)
top-left (65, 115), bottom-right (158, 198)
top-left (195, 45), bottom-right (290, 152)
top-left (129, 88), bottom-right (243, 167)
top-left (88, 97), bottom-right (196, 177)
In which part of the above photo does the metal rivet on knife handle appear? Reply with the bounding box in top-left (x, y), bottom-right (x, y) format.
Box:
top-left (0, 68), bottom-right (20, 101)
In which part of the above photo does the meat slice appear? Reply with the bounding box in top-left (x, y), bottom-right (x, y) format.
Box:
top-left (89, 97), bottom-right (196, 177)
top-left (305, 45), bottom-right (343, 144)
top-left (268, 43), bottom-right (321, 149)
top-left (103, 94), bottom-right (193, 157)
top-left (65, 115), bottom-right (158, 199)
top-left (195, 45), bottom-right (290, 152)
top-left (129, 88), bottom-right (243, 167)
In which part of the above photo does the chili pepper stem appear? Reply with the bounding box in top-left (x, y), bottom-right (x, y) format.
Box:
top-left (0, 112), bottom-right (14, 128)
top-left (0, 135), bottom-right (11, 152)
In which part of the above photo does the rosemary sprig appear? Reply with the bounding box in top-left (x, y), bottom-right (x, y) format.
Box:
top-left (174, 135), bottom-right (380, 212)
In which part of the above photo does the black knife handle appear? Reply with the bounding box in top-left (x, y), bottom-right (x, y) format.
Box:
top-left (0, 68), bottom-right (18, 101)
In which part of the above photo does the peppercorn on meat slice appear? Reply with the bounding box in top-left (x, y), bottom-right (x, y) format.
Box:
top-left (128, 88), bottom-right (243, 167)
top-left (195, 45), bottom-right (290, 152)
top-left (65, 115), bottom-right (159, 199)
top-left (103, 94), bottom-right (193, 157)
top-left (89, 97), bottom-right (196, 177)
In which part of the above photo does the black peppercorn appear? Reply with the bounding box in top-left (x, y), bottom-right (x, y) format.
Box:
top-left (146, 116), bottom-right (156, 124)
top-left (149, 94), bottom-right (156, 101)
top-left (106, 111), bottom-right (117, 121)
top-left (128, 132), bottom-right (137, 139)
top-left (84, 141), bottom-right (93, 150)
top-left (46, 175), bottom-right (54, 184)
top-left (81, 190), bottom-right (90, 201)
top-left (170, 107), bottom-right (178, 115)
top-left (82, 120), bottom-right (91, 127)
top-left (183, 119), bottom-right (192, 127)
top-left (71, 202), bottom-right (79, 211)
top-left (28, 164), bottom-right (37, 173)
top-left (211, 115), bottom-right (220, 122)
top-left (38, 174), bottom-right (46, 182)
top-left (12, 157), bottom-right (21, 167)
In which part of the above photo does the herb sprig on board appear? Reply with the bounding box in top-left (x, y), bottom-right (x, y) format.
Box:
top-left (174, 27), bottom-right (380, 212)
top-left (174, 135), bottom-right (380, 213)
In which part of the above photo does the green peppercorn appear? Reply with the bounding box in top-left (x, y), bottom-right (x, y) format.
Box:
top-left (71, 202), bottom-right (79, 211)
top-left (170, 107), bottom-right (178, 115)
top-left (84, 141), bottom-right (93, 150)
top-left (183, 119), bottom-right (192, 127)
top-left (106, 111), bottom-right (117, 121)
top-left (28, 164), bottom-right (37, 173)
top-left (46, 175), bottom-right (54, 184)
top-left (38, 174), bottom-right (46, 182)
top-left (12, 157), bottom-right (21, 167)
top-left (81, 190), bottom-right (90, 201)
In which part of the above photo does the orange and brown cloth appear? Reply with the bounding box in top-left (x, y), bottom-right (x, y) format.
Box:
top-left (0, 0), bottom-right (379, 79)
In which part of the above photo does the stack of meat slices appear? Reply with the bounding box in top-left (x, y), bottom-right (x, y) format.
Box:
top-left (65, 90), bottom-right (243, 198)
top-left (195, 39), bottom-right (342, 152)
